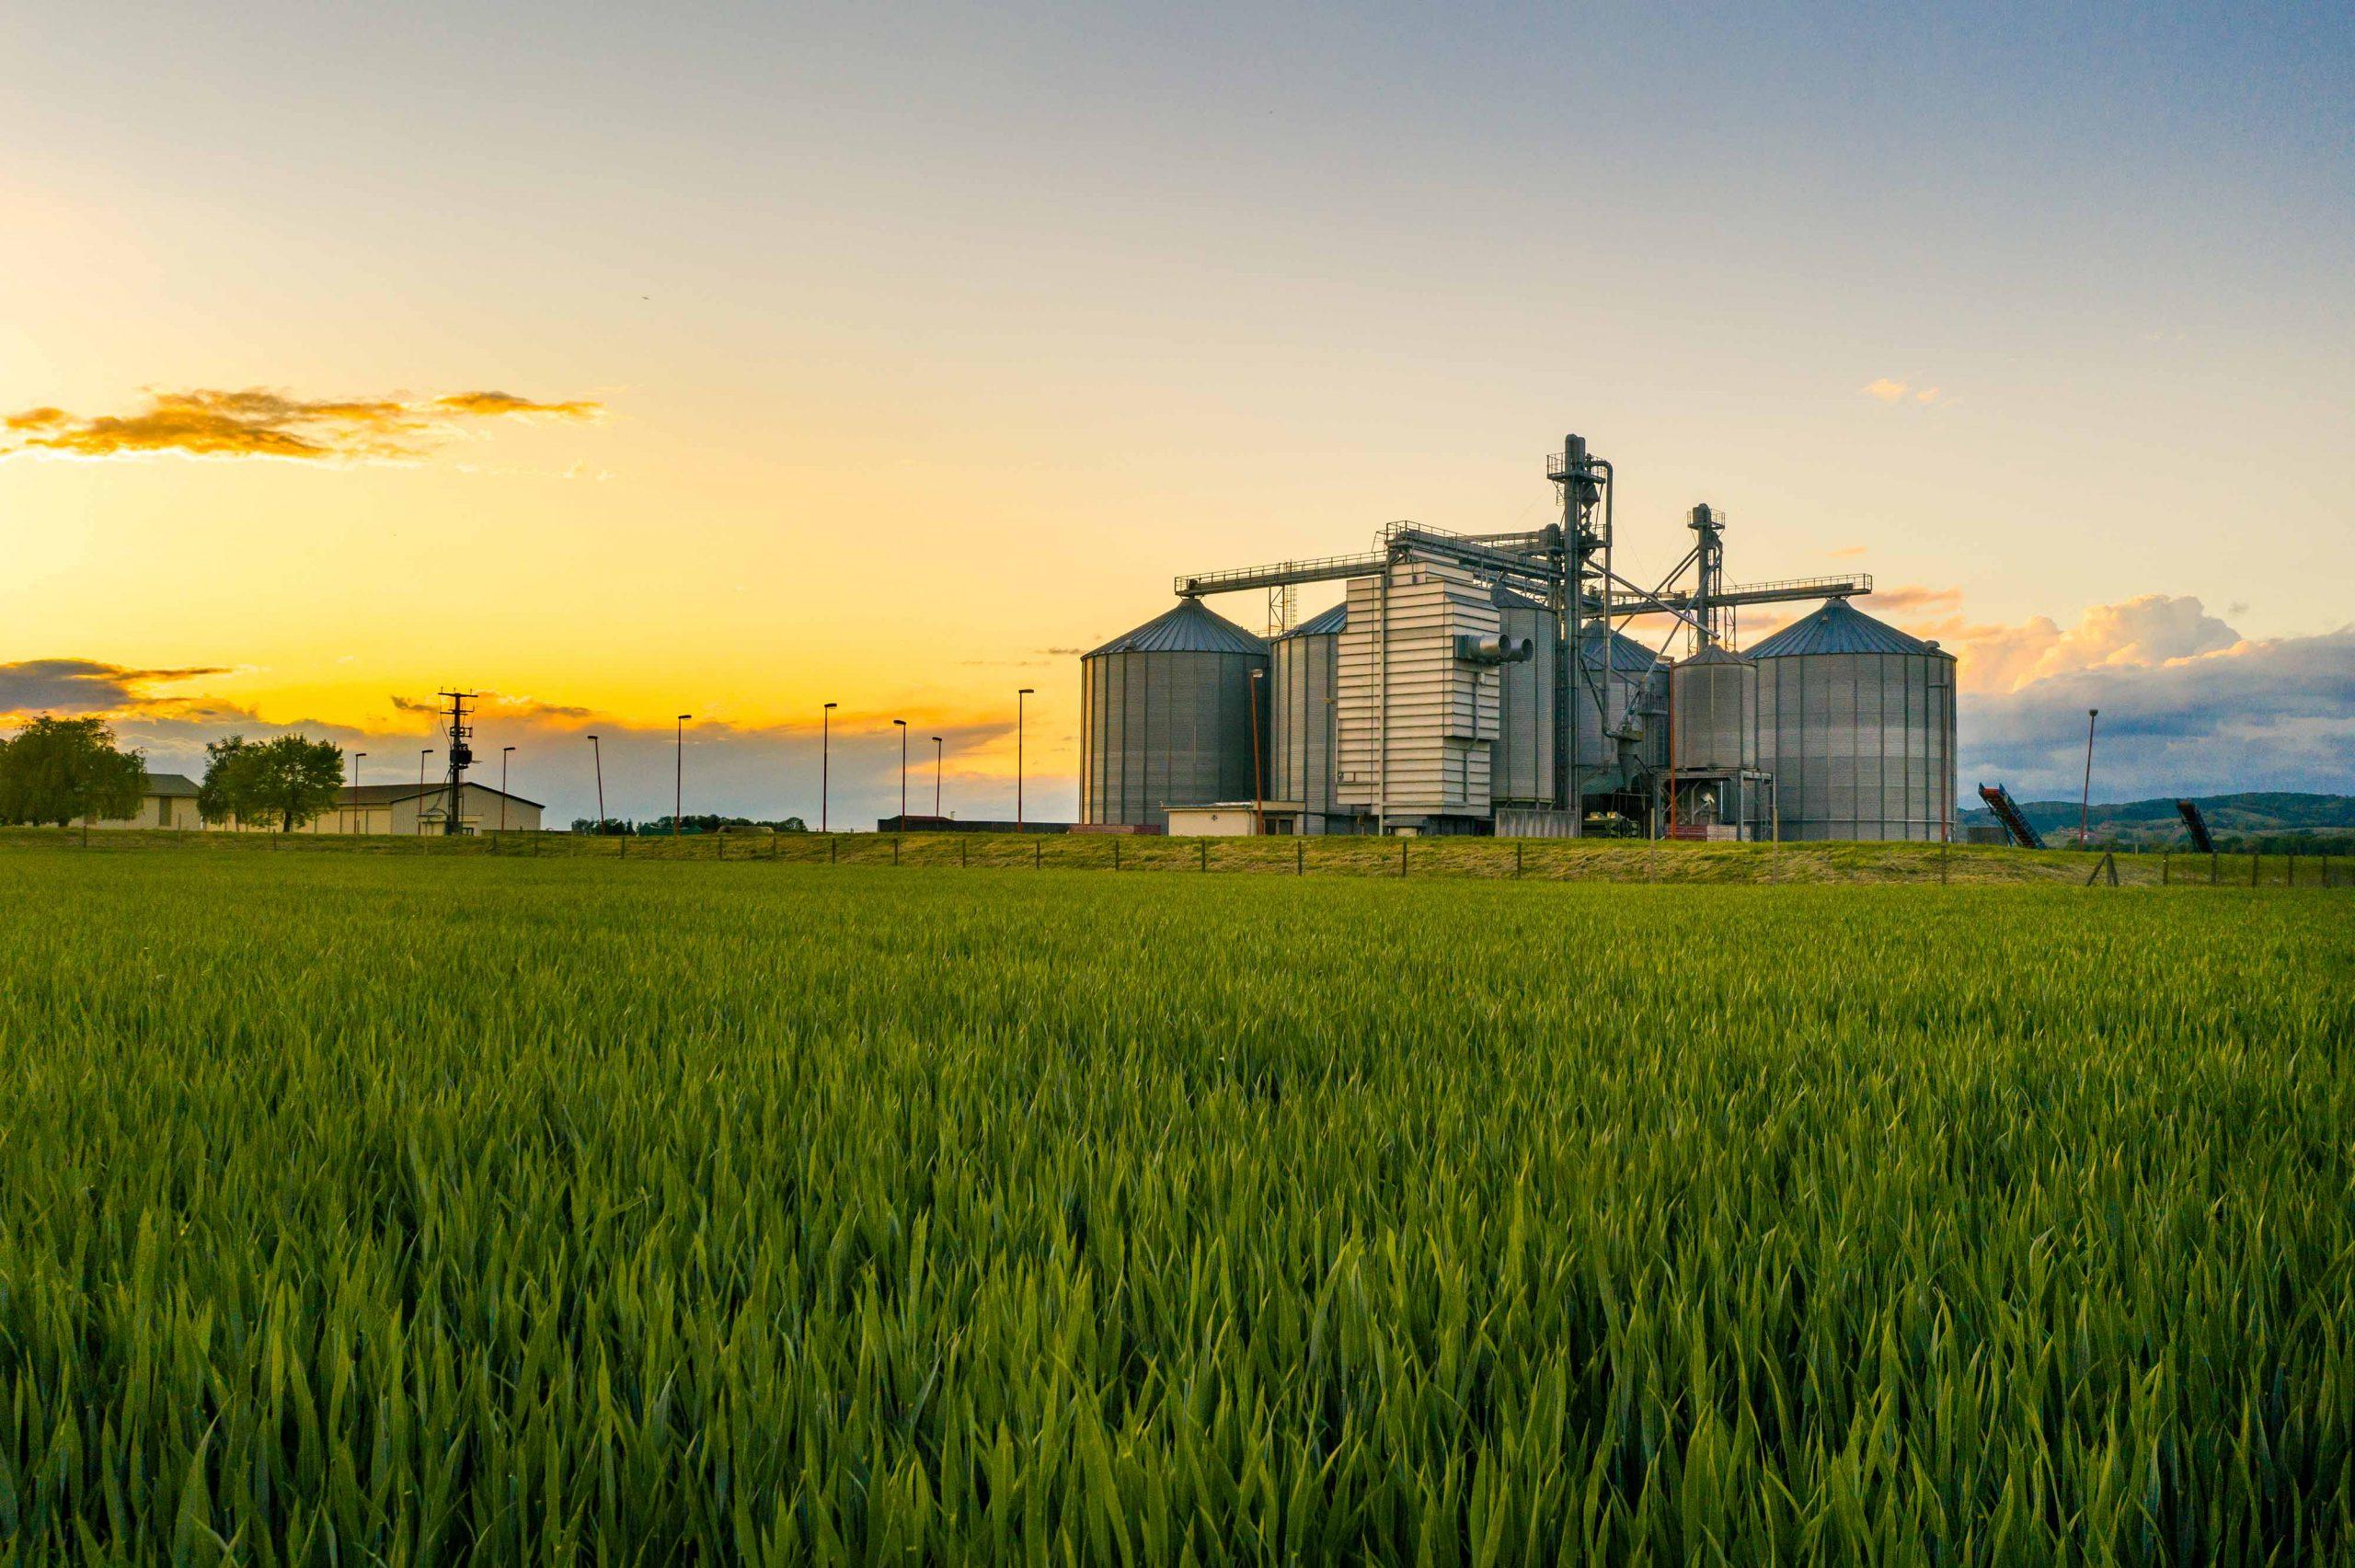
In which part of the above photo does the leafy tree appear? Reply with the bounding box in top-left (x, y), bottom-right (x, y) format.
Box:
top-left (239, 735), bottom-right (347, 832)
top-left (0, 716), bottom-right (146, 827)
top-left (198, 737), bottom-right (252, 827)
top-left (201, 734), bottom-right (345, 832)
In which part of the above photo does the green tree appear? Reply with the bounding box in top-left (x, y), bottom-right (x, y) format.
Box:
top-left (0, 716), bottom-right (147, 827)
top-left (202, 734), bottom-right (345, 832)
top-left (197, 736), bottom-right (253, 827)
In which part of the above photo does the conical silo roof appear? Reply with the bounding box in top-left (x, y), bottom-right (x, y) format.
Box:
top-left (1580, 625), bottom-right (1662, 674)
top-left (1085, 599), bottom-right (1269, 658)
top-left (1280, 601), bottom-right (1348, 638)
top-left (1746, 599), bottom-right (1943, 658)
top-left (1677, 642), bottom-right (1755, 668)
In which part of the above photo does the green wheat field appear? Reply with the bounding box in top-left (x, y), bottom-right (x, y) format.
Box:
top-left (1, 845), bottom-right (2349, 1562)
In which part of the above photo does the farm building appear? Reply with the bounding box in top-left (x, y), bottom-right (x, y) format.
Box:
top-left (85, 772), bottom-right (203, 830)
top-left (317, 783), bottom-right (543, 835)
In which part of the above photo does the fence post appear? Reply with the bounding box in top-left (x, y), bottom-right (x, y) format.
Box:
top-left (830, 835), bottom-right (837, 865)
top-left (892, 836), bottom-right (901, 866)
top-left (1940, 839), bottom-right (1949, 885)
top-left (2162, 851), bottom-right (2168, 885)
top-left (961, 838), bottom-right (969, 868)
top-left (1400, 838), bottom-right (1407, 878)
top-left (1113, 838), bottom-right (1120, 872)
top-left (1515, 841), bottom-right (1523, 878)
top-left (1200, 841), bottom-right (1208, 873)
top-left (1298, 839), bottom-right (1304, 876)
top-left (2252, 851), bottom-right (2259, 887)
top-left (1035, 839), bottom-right (1042, 870)
top-left (717, 833), bottom-right (724, 862)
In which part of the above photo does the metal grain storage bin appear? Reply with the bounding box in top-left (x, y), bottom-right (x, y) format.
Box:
top-left (1080, 599), bottom-right (1269, 830)
top-left (1493, 589), bottom-right (1555, 805)
top-left (1748, 600), bottom-right (1957, 841)
top-left (1270, 601), bottom-right (1345, 831)
top-left (1671, 644), bottom-right (1757, 772)
top-left (1575, 624), bottom-right (1664, 785)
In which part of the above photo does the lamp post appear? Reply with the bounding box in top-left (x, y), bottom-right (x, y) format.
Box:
top-left (821, 703), bottom-right (836, 832)
top-left (587, 735), bottom-right (605, 831)
top-left (674, 715), bottom-right (692, 837)
top-left (500, 746), bottom-right (514, 832)
top-left (932, 736), bottom-right (943, 818)
top-left (350, 751), bottom-right (365, 835)
top-left (893, 719), bottom-right (908, 827)
top-left (1248, 668), bottom-right (1266, 837)
top-left (1017, 688), bottom-right (1035, 833)
top-left (2080, 707), bottom-right (2100, 849)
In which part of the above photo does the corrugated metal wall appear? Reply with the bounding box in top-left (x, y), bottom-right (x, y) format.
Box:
top-left (1080, 648), bottom-right (1268, 829)
top-left (1270, 629), bottom-right (1342, 825)
top-left (1336, 566), bottom-right (1499, 818)
top-left (1752, 650), bottom-right (1956, 841)
top-left (1671, 649), bottom-right (1758, 772)
top-left (1494, 601), bottom-right (1556, 806)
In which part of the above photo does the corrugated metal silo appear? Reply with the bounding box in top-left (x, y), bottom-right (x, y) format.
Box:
top-left (1748, 600), bottom-right (1957, 841)
top-left (1080, 599), bottom-right (1269, 830)
top-left (1671, 644), bottom-right (1757, 772)
top-left (1270, 601), bottom-right (1345, 830)
top-left (1574, 625), bottom-right (1664, 784)
top-left (1493, 588), bottom-right (1555, 805)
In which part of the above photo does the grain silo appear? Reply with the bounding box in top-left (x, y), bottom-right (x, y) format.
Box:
top-left (1269, 601), bottom-right (1350, 832)
top-left (1492, 587), bottom-right (1556, 807)
top-left (1080, 599), bottom-right (1269, 830)
top-left (1575, 624), bottom-right (1666, 787)
top-left (1671, 644), bottom-right (1757, 771)
top-left (1748, 599), bottom-right (1957, 841)
top-left (1667, 643), bottom-right (1763, 837)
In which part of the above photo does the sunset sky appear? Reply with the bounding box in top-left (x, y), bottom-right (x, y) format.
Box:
top-left (5, 3), bottom-right (2349, 822)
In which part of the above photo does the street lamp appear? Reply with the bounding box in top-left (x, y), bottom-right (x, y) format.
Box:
top-left (586, 735), bottom-right (605, 832)
top-left (821, 703), bottom-right (837, 832)
top-left (1248, 668), bottom-right (1266, 837)
top-left (500, 746), bottom-right (515, 832)
top-left (1017, 688), bottom-right (1035, 833)
top-left (932, 736), bottom-right (944, 818)
top-left (893, 719), bottom-right (908, 826)
top-left (350, 751), bottom-right (365, 835)
top-left (674, 715), bottom-right (692, 837)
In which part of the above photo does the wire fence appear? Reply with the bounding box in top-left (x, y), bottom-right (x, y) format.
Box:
top-left (8, 826), bottom-right (2349, 888)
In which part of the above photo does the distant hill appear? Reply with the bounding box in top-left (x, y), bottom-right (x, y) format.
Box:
top-left (1959, 792), bottom-right (2355, 850)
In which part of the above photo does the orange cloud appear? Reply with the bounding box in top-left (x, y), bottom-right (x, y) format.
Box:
top-left (432, 391), bottom-right (600, 419)
top-left (0, 385), bottom-right (604, 464)
top-left (1863, 377), bottom-right (1910, 403)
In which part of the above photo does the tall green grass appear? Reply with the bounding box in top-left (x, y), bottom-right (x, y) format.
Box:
top-left (0, 851), bottom-right (2348, 1562)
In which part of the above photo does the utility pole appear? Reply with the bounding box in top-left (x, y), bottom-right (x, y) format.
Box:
top-left (350, 751), bottom-right (365, 835)
top-left (587, 735), bottom-right (604, 830)
top-left (437, 691), bottom-right (477, 836)
top-left (500, 746), bottom-right (514, 832)
top-left (932, 735), bottom-right (944, 818)
top-left (1017, 688), bottom-right (1035, 833)
top-left (674, 715), bottom-right (692, 837)
top-left (2080, 707), bottom-right (2100, 849)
